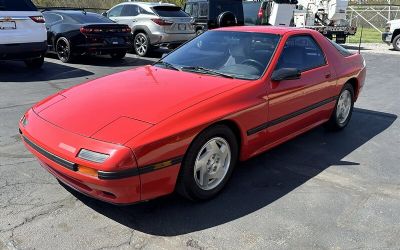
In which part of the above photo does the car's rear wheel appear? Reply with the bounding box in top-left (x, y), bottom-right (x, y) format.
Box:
top-left (134, 32), bottom-right (150, 57)
top-left (110, 51), bottom-right (126, 60)
top-left (56, 37), bottom-right (73, 63)
top-left (326, 83), bottom-right (355, 131)
top-left (177, 125), bottom-right (238, 200)
top-left (393, 34), bottom-right (400, 51)
top-left (24, 55), bottom-right (44, 69)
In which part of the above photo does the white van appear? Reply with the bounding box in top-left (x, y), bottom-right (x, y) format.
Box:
top-left (0, 0), bottom-right (47, 68)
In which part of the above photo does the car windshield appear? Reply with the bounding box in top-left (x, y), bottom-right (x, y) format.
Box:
top-left (159, 31), bottom-right (280, 80)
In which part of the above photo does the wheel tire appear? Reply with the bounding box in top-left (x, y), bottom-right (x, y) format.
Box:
top-left (217, 11), bottom-right (237, 27)
top-left (176, 125), bottom-right (238, 201)
top-left (56, 37), bottom-right (74, 63)
top-left (24, 55), bottom-right (44, 69)
top-left (134, 32), bottom-right (150, 57)
top-left (326, 83), bottom-right (355, 131)
top-left (110, 51), bottom-right (126, 60)
top-left (393, 34), bottom-right (400, 51)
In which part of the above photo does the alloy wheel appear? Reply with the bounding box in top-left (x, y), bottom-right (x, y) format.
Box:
top-left (336, 89), bottom-right (352, 124)
top-left (134, 34), bottom-right (148, 56)
top-left (193, 137), bottom-right (231, 191)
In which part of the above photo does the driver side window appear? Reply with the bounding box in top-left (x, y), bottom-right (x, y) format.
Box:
top-left (276, 35), bottom-right (326, 72)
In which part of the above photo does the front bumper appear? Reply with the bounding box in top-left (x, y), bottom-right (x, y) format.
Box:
top-left (19, 109), bottom-right (141, 204)
top-left (0, 41), bottom-right (47, 60)
top-left (382, 32), bottom-right (393, 45)
top-left (19, 108), bottom-right (182, 204)
top-left (148, 32), bottom-right (196, 46)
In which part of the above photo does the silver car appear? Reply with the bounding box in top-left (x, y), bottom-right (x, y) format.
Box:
top-left (105, 2), bottom-right (196, 56)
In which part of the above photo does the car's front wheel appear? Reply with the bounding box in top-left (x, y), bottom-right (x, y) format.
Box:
top-left (326, 83), bottom-right (355, 130)
top-left (134, 32), bottom-right (150, 57)
top-left (177, 125), bottom-right (238, 200)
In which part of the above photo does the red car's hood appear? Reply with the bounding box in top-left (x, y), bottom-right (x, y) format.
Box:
top-left (35, 66), bottom-right (248, 142)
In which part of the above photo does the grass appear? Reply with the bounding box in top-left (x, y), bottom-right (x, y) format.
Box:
top-left (347, 27), bottom-right (383, 44)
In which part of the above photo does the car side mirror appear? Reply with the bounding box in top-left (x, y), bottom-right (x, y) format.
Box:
top-left (271, 68), bottom-right (301, 81)
top-left (102, 12), bottom-right (107, 17)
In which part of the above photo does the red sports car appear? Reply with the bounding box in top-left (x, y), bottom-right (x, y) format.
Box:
top-left (20, 26), bottom-right (366, 204)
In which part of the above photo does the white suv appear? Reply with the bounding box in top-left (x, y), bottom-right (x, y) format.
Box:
top-left (0, 0), bottom-right (47, 68)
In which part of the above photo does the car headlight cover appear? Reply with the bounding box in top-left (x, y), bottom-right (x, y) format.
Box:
top-left (21, 115), bottom-right (28, 127)
top-left (78, 149), bottom-right (109, 163)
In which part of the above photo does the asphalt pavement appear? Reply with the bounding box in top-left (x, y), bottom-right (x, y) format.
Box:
top-left (0, 49), bottom-right (399, 250)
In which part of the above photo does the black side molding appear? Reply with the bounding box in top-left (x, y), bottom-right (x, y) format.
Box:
top-left (247, 96), bottom-right (338, 136)
top-left (22, 135), bottom-right (78, 171)
top-left (98, 156), bottom-right (184, 180)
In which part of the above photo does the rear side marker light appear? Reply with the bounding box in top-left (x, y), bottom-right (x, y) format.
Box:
top-left (78, 165), bottom-right (98, 177)
top-left (78, 149), bottom-right (109, 163)
top-left (30, 16), bottom-right (45, 23)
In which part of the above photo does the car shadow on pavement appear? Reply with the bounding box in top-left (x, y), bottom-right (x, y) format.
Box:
top-left (66, 107), bottom-right (397, 236)
top-left (0, 60), bottom-right (94, 82)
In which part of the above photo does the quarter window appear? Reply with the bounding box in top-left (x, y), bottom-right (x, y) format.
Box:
top-left (121, 5), bottom-right (139, 16)
top-left (276, 35), bottom-right (326, 72)
top-left (108, 5), bottom-right (123, 17)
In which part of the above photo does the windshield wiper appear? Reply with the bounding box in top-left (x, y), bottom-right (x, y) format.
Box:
top-left (181, 66), bottom-right (236, 79)
top-left (154, 61), bottom-right (181, 71)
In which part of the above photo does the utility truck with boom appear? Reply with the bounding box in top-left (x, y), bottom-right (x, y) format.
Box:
top-left (245, 0), bottom-right (356, 43)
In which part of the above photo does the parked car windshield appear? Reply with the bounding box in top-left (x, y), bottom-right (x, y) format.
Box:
top-left (152, 6), bottom-right (190, 17)
top-left (159, 31), bottom-right (280, 80)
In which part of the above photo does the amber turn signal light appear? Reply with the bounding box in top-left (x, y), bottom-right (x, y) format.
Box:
top-left (78, 165), bottom-right (98, 177)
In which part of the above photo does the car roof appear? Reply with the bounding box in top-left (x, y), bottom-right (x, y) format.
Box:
top-left (44, 10), bottom-right (94, 15)
top-left (215, 26), bottom-right (319, 36)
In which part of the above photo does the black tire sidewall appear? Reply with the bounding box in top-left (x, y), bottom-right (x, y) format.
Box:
top-left (393, 35), bottom-right (400, 51)
top-left (56, 37), bottom-right (72, 63)
top-left (178, 125), bottom-right (238, 200)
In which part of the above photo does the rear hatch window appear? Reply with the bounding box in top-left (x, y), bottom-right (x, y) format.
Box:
top-left (152, 6), bottom-right (189, 17)
top-left (0, 0), bottom-right (37, 11)
top-left (327, 39), bottom-right (353, 56)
